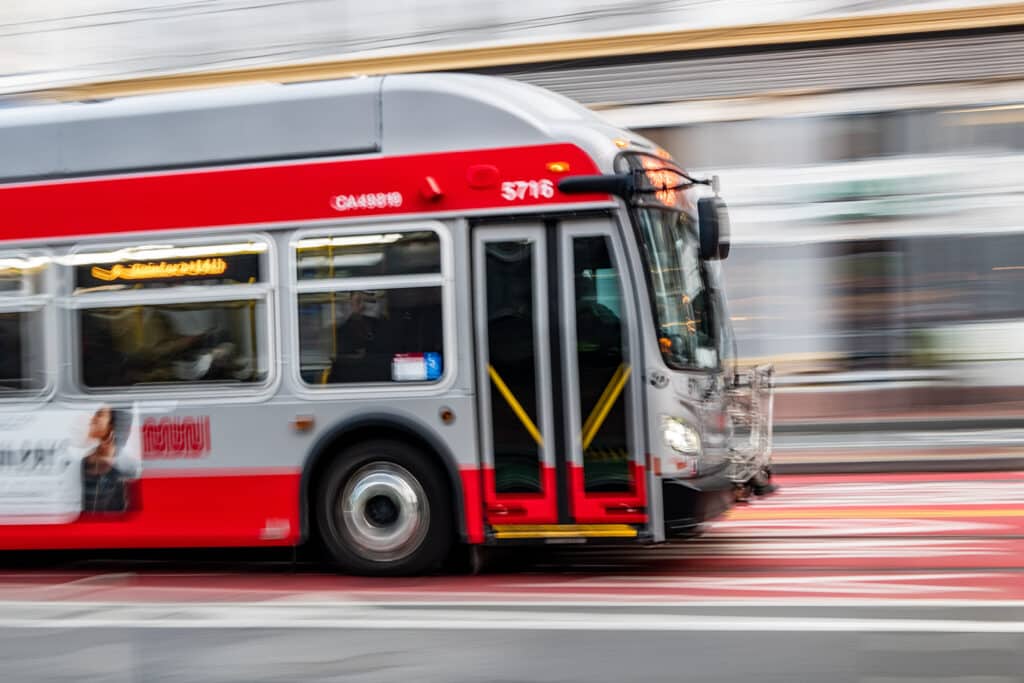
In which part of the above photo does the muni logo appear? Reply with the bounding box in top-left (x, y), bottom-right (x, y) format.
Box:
top-left (142, 416), bottom-right (212, 460)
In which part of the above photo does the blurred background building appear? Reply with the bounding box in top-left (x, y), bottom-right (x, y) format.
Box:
top-left (3, 1), bottom-right (1010, 93)
top-left (4, 0), bottom-right (1024, 445)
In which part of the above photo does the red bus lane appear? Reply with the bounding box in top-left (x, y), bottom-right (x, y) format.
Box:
top-left (0, 471), bottom-right (1020, 603)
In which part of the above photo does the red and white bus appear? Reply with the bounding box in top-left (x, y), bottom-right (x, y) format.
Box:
top-left (0, 73), bottom-right (773, 575)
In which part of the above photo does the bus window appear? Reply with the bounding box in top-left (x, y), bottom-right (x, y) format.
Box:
top-left (295, 231), bottom-right (440, 280)
top-left (79, 301), bottom-right (268, 388)
top-left (483, 240), bottom-right (542, 494)
top-left (0, 254), bottom-right (50, 395)
top-left (299, 288), bottom-right (443, 385)
top-left (571, 235), bottom-right (632, 493)
top-left (293, 228), bottom-right (447, 386)
top-left (633, 207), bottom-right (719, 370)
top-left (69, 238), bottom-right (272, 390)
top-left (0, 312), bottom-right (45, 392)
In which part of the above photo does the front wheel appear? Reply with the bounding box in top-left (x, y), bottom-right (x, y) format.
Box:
top-left (317, 440), bottom-right (452, 576)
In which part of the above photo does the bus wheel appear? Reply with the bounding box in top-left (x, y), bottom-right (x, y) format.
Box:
top-left (317, 440), bottom-right (452, 576)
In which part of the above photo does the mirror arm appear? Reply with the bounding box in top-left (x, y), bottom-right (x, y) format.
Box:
top-left (558, 173), bottom-right (635, 198)
top-left (559, 170), bottom-right (720, 198)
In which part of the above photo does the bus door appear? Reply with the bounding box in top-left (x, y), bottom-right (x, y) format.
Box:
top-left (472, 217), bottom-right (647, 538)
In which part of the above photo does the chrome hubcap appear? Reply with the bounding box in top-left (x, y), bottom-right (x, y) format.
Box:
top-left (337, 462), bottom-right (428, 561)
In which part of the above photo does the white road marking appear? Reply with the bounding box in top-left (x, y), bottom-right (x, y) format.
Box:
top-left (0, 603), bottom-right (1020, 633)
top-left (616, 537), bottom-right (1011, 559)
top-left (5, 598), bottom-right (1024, 609)
top-left (521, 572), bottom-right (1002, 595)
top-left (709, 518), bottom-right (1010, 536)
top-left (748, 481), bottom-right (1024, 507)
top-left (259, 598), bottom-right (1024, 608)
top-left (776, 429), bottom-right (1024, 452)
top-left (61, 573), bottom-right (137, 586)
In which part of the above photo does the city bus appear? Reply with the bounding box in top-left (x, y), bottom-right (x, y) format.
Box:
top-left (0, 73), bottom-right (774, 575)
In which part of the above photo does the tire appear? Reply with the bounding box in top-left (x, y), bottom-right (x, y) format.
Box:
top-left (316, 439), bottom-right (453, 576)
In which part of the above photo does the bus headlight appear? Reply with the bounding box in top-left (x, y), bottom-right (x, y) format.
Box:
top-left (662, 417), bottom-right (701, 456)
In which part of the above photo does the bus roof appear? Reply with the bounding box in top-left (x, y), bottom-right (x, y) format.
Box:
top-left (0, 73), bottom-right (642, 183)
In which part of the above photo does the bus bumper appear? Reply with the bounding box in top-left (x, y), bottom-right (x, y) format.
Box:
top-left (661, 469), bottom-right (736, 539)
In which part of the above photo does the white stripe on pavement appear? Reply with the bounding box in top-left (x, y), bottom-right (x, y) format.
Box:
top-left (0, 604), bottom-right (1021, 633)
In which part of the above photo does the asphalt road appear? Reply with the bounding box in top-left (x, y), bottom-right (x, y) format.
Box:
top-left (2, 625), bottom-right (863, 683)
top-left (0, 470), bottom-right (1021, 683)
top-left (1, 602), bottom-right (1024, 683)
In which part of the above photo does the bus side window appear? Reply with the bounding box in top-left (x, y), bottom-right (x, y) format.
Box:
top-left (78, 302), bottom-right (269, 388)
top-left (70, 238), bottom-right (271, 390)
top-left (294, 229), bottom-right (447, 387)
top-left (0, 255), bottom-right (50, 395)
top-left (0, 313), bottom-right (33, 390)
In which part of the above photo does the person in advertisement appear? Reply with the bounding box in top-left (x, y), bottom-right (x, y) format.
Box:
top-left (81, 405), bottom-right (141, 514)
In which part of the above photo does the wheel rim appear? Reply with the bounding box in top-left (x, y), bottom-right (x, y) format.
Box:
top-left (336, 462), bottom-right (429, 562)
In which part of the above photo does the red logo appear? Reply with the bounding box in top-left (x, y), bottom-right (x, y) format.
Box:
top-left (142, 416), bottom-right (211, 459)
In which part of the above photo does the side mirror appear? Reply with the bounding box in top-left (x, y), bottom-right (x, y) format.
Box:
top-left (697, 196), bottom-right (731, 261)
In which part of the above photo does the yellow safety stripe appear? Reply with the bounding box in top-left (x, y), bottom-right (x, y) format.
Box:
top-left (581, 364), bottom-right (632, 450)
top-left (487, 364), bottom-right (544, 447)
top-left (580, 363), bottom-right (627, 442)
top-left (492, 524), bottom-right (638, 539)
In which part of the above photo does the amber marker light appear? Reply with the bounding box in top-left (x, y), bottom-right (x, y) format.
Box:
top-left (546, 161), bottom-right (571, 173)
top-left (640, 155), bottom-right (684, 209)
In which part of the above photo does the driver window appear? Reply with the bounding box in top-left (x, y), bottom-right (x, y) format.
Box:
top-left (676, 227), bottom-right (719, 369)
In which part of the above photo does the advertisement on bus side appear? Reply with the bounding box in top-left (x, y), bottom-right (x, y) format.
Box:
top-left (0, 404), bottom-right (142, 524)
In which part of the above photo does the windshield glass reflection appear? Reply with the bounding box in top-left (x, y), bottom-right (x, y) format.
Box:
top-left (634, 206), bottom-right (719, 370)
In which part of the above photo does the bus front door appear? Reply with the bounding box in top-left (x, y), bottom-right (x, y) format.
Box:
top-left (472, 218), bottom-right (647, 540)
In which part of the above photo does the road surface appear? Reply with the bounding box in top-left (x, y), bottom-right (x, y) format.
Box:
top-left (0, 470), bottom-right (1021, 682)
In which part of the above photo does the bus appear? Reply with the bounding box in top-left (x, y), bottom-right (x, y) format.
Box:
top-left (0, 73), bottom-right (774, 575)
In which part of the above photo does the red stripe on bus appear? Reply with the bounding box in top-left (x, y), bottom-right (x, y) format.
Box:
top-left (0, 144), bottom-right (606, 241)
top-left (568, 462), bottom-right (648, 524)
top-left (480, 464), bottom-right (648, 525)
top-left (0, 472), bottom-right (301, 550)
top-left (141, 467), bottom-right (300, 478)
top-left (483, 466), bottom-right (559, 524)
top-left (0, 468), bottom-right (490, 549)
top-left (459, 469), bottom-right (485, 544)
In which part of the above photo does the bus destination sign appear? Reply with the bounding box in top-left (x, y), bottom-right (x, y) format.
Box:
top-left (75, 253), bottom-right (261, 290)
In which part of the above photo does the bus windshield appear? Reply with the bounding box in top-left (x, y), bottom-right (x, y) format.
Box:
top-left (633, 206), bottom-right (719, 370)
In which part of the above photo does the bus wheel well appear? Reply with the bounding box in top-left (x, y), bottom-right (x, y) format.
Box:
top-left (301, 423), bottom-right (463, 547)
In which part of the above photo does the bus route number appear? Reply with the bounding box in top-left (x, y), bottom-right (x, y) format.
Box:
top-left (331, 192), bottom-right (404, 212)
top-left (501, 179), bottom-right (555, 201)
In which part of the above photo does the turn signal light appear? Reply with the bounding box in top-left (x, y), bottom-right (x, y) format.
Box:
top-left (546, 161), bottom-right (571, 173)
